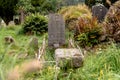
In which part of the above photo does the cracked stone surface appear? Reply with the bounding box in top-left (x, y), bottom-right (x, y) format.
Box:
top-left (55, 49), bottom-right (84, 68)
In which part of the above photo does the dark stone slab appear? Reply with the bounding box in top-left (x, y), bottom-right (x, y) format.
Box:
top-left (48, 13), bottom-right (65, 47)
top-left (92, 4), bottom-right (108, 22)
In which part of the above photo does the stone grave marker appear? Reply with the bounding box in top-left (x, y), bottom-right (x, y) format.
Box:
top-left (8, 21), bottom-right (15, 26)
top-left (29, 37), bottom-right (38, 51)
top-left (19, 9), bottom-right (25, 24)
top-left (48, 13), bottom-right (65, 48)
top-left (92, 3), bottom-right (108, 22)
top-left (55, 49), bottom-right (84, 68)
top-left (1, 20), bottom-right (6, 27)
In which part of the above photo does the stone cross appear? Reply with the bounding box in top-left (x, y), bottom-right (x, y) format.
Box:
top-left (92, 4), bottom-right (108, 22)
top-left (48, 13), bottom-right (65, 48)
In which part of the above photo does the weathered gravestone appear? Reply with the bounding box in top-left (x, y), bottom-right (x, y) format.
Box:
top-left (92, 3), bottom-right (108, 22)
top-left (55, 49), bottom-right (84, 68)
top-left (8, 21), bottom-right (15, 26)
top-left (4, 36), bottom-right (15, 44)
top-left (1, 20), bottom-right (6, 27)
top-left (29, 37), bottom-right (39, 51)
top-left (48, 13), bottom-right (65, 48)
top-left (19, 9), bottom-right (25, 24)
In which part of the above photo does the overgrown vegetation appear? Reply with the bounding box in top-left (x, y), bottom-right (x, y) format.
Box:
top-left (74, 17), bottom-right (102, 47)
top-left (59, 4), bottom-right (91, 25)
top-left (16, 0), bottom-right (34, 13)
top-left (0, 26), bottom-right (119, 80)
top-left (0, 26), bottom-right (45, 80)
top-left (74, 43), bottom-right (120, 80)
top-left (59, 4), bottom-right (91, 30)
top-left (31, 0), bottom-right (61, 14)
top-left (59, 4), bottom-right (92, 30)
top-left (0, 1), bottom-right (120, 80)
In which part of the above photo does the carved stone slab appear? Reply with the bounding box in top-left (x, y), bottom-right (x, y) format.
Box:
top-left (48, 13), bottom-right (65, 47)
top-left (92, 4), bottom-right (108, 22)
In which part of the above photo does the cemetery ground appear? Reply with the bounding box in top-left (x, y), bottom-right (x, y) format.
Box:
top-left (0, 25), bottom-right (120, 80)
top-left (0, 1), bottom-right (120, 79)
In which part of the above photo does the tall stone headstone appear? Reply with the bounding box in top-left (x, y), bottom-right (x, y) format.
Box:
top-left (48, 13), bottom-right (65, 47)
top-left (92, 4), bottom-right (108, 22)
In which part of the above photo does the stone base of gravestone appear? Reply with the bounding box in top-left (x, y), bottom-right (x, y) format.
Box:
top-left (1, 20), bottom-right (6, 27)
top-left (55, 49), bottom-right (84, 68)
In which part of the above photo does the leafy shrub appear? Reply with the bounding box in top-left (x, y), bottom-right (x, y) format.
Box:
top-left (22, 13), bottom-right (48, 35)
top-left (105, 0), bottom-right (120, 42)
top-left (74, 17), bottom-right (102, 47)
top-left (59, 4), bottom-right (92, 30)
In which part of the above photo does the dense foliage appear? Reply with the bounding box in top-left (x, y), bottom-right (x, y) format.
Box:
top-left (77, 44), bottom-right (120, 80)
top-left (22, 13), bottom-right (48, 35)
top-left (0, 1), bottom-right (120, 80)
top-left (0, 0), bottom-right (19, 25)
top-left (16, 0), bottom-right (34, 13)
top-left (31, 0), bottom-right (61, 14)
top-left (16, 0), bottom-right (63, 14)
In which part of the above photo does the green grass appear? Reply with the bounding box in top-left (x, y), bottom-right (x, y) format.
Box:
top-left (0, 25), bottom-right (46, 80)
top-left (0, 25), bottom-right (120, 80)
top-left (76, 43), bottom-right (120, 80)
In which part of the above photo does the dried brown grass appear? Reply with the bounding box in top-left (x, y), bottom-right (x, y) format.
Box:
top-left (7, 59), bottom-right (43, 80)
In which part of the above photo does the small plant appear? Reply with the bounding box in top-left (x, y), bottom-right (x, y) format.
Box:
top-left (74, 17), bottom-right (101, 47)
top-left (22, 13), bottom-right (48, 35)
